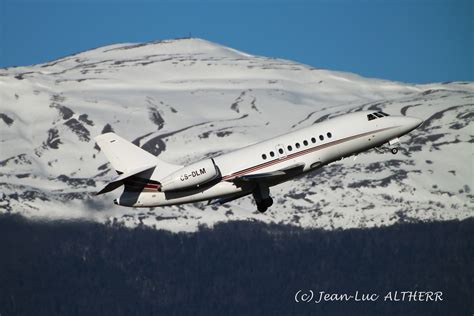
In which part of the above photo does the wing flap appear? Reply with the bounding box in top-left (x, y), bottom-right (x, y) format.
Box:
top-left (207, 192), bottom-right (250, 206)
top-left (232, 163), bottom-right (305, 184)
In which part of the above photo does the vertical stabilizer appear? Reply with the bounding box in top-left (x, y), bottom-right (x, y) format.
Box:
top-left (94, 133), bottom-right (182, 175)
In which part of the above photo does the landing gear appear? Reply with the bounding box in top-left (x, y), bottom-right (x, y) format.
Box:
top-left (376, 145), bottom-right (400, 154)
top-left (257, 197), bottom-right (273, 213)
top-left (252, 184), bottom-right (273, 213)
top-left (376, 138), bottom-right (400, 155)
top-left (389, 138), bottom-right (400, 155)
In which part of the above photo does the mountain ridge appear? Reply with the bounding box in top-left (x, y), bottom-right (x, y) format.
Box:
top-left (0, 38), bottom-right (472, 232)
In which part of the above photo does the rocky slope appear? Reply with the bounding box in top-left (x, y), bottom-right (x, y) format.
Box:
top-left (0, 38), bottom-right (472, 231)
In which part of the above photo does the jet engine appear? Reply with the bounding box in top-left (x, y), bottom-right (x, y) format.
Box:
top-left (159, 159), bottom-right (220, 192)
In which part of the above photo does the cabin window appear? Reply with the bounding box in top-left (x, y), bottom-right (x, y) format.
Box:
top-left (287, 145), bottom-right (293, 151)
top-left (367, 114), bottom-right (376, 121)
top-left (327, 132), bottom-right (332, 138)
top-left (319, 135), bottom-right (324, 141)
top-left (311, 137), bottom-right (316, 143)
top-left (262, 154), bottom-right (267, 160)
top-left (278, 148), bottom-right (284, 154)
top-left (295, 143), bottom-right (300, 149)
top-left (270, 151), bottom-right (275, 157)
top-left (379, 111), bottom-right (389, 116)
top-left (303, 140), bottom-right (308, 146)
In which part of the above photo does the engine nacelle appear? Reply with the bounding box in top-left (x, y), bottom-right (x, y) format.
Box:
top-left (160, 159), bottom-right (220, 192)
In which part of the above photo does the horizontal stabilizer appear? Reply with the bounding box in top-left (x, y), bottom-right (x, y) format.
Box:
top-left (96, 165), bottom-right (155, 195)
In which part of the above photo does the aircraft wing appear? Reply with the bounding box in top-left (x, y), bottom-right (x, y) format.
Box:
top-left (231, 163), bottom-right (305, 184)
top-left (96, 165), bottom-right (155, 195)
top-left (207, 192), bottom-right (250, 206)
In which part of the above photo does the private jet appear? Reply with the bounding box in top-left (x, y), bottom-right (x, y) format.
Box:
top-left (95, 111), bottom-right (422, 213)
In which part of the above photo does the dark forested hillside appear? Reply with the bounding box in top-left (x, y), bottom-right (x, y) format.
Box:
top-left (0, 214), bottom-right (472, 316)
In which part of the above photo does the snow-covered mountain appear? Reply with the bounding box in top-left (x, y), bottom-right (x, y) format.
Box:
top-left (0, 38), bottom-right (472, 232)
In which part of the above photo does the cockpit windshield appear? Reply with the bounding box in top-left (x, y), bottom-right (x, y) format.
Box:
top-left (367, 111), bottom-right (389, 121)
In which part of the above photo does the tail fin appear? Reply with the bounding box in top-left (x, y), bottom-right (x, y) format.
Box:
top-left (94, 132), bottom-right (182, 175)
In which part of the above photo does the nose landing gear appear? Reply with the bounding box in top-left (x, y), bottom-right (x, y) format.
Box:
top-left (376, 146), bottom-right (400, 155)
top-left (376, 138), bottom-right (400, 155)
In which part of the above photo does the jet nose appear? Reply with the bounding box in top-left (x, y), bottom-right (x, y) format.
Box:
top-left (405, 116), bottom-right (423, 131)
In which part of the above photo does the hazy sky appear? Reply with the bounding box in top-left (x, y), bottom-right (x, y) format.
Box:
top-left (0, 0), bottom-right (472, 83)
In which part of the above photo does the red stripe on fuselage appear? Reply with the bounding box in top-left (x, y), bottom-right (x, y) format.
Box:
top-left (144, 184), bottom-right (159, 189)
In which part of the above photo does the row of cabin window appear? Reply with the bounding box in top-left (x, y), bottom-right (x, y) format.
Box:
top-left (261, 132), bottom-right (333, 160)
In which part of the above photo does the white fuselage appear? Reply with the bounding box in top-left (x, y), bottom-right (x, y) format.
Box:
top-left (116, 111), bottom-right (422, 207)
